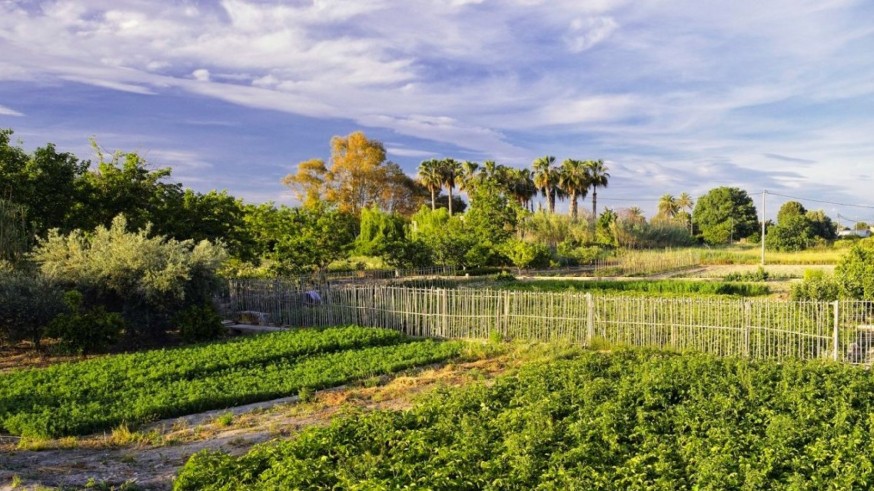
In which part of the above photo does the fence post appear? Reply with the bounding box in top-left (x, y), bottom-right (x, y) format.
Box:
top-left (586, 293), bottom-right (595, 347)
top-left (743, 300), bottom-right (751, 358)
top-left (833, 301), bottom-right (840, 362)
top-left (504, 290), bottom-right (511, 337)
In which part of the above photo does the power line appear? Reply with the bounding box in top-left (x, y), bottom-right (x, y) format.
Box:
top-left (764, 191), bottom-right (874, 210)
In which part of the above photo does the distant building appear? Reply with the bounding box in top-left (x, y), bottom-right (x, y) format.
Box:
top-left (838, 229), bottom-right (872, 238)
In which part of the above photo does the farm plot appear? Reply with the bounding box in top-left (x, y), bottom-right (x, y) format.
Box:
top-left (177, 349), bottom-right (874, 490)
top-left (0, 326), bottom-right (464, 438)
top-left (496, 279), bottom-right (770, 297)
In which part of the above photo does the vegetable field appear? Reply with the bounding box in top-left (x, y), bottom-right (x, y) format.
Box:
top-left (177, 350), bottom-right (874, 490)
top-left (496, 279), bottom-right (770, 297)
top-left (0, 326), bottom-right (464, 438)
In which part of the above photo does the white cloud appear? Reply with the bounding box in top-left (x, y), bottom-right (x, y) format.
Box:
top-left (192, 69), bottom-right (211, 82)
top-left (564, 16), bottom-right (619, 52)
top-left (0, 104), bottom-right (23, 116)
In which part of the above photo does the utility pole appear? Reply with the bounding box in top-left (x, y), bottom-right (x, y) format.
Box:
top-left (761, 190), bottom-right (766, 266)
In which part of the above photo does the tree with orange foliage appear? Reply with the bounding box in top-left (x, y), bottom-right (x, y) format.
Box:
top-left (283, 131), bottom-right (424, 215)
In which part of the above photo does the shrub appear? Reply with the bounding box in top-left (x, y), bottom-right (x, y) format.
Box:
top-left (31, 215), bottom-right (227, 338)
top-left (0, 271), bottom-right (66, 347)
top-left (834, 240), bottom-right (874, 300)
top-left (790, 270), bottom-right (840, 301)
top-left (176, 304), bottom-right (224, 343)
top-left (45, 291), bottom-right (124, 354)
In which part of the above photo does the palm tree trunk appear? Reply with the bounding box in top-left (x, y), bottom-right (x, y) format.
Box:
top-left (592, 188), bottom-right (598, 219)
top-left (430, 188), bottom-right (436, 211)
top-left (447, 186), bottom-right (453, 216)
top-left (570, 191), bottom-right (578, 220)
top-left (548, 186), bottom-right (555, 213)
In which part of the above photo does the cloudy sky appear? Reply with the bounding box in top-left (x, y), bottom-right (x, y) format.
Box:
top-left (1, 0), bottom-right (873, 221)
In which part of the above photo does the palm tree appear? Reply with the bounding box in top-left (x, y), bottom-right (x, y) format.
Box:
top-left (626, 206), bottom-right (646, 224)
top-left (437, 158), bottom-right (462, 216)
top-left (585, 160), bottom-right (610, 219)
top-left (417, 159), bottom-right (442, 211)
top-left (657, 194), bottom-right (679, 221)
top-left (558, 159), bottom-right (589, 220)
top-left (676, 192), bottom-right (694, 233)
top-left (507, 168), bottom-right (537, 209)
top-left (459, 160), bottom-right (480, 201)
top-left (532, 155), bottom-right (557, 213)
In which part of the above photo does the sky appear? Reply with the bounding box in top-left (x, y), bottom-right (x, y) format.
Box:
top-left (1, 0), bottom-right (874, 222)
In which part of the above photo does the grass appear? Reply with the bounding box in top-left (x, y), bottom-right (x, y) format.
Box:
top-left (700, 245), bottom-right (845, 265)
top-left (496, 278), bottom-right (770, 297)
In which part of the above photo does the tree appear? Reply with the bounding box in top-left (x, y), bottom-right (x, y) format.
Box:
top-left (355, 205), bottom-right (407, 257)
top-left (656, 194), bottom-right (679, 222)
top-left (532, 155), bottom-right (558, 213)
top-left (379, 162), bottom-right (427, 216)
top-left (417, 159), bottom-right (442, 211)
top-left (282, 158), bottom-right (328, 209)
top-left (0, 198), bottom-right (29, 264)
top-left (558, 159), bottom-right (588, 220)
top-left (676, 192), bottom-right (694, 233)
top-left (459, 160), bottom-right (480, 202)
top-left (777, 201), bottom-right (807, 224)
top-left (506, 168), bottom-right (537, 210)
top-left (692, 187), bottom-right (759, 245)
top-left (585, 160), bottom-right (609, 219)
top-left (766, 214), bottom-right (816, 252)
top-left (436, 158), bottom-right (462, 216)
top-left (835, 240), bottom-right (874, 300)
top-left (268, 205), bottom-right (357, 276)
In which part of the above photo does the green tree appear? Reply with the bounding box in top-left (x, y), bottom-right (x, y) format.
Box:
top-left (777, 201), bottom-right (806, 224)
top-left (692, 187), bottom-right (759, 245)
top-left (558, 159), bottom-right (588, 220)
top-left (355, 205), bottom-right (407, 257)
top-left (585, 159), bottom-right (609, 219)
top-left (656, 194), bottom-right (679, 222)
top-left (269, 205), bottom-right (357, 276)
top-left (766, 214), bottom-right (816, 252)
top-left (532, 156), bottom-right (558, 213)
top-left (834, 240), bottom-right (874, 300)
top-left (417, 159), bottom-right (443, 211)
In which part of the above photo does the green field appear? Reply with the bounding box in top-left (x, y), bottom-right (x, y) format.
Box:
top-left (0, 326), bottom-right (464, 438)
top-left (176, 349), bottom-right (874, 490)
top-left (497, 279), bottom-right (770, 297)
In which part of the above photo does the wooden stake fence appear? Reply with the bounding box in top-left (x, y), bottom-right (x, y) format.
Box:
top-left (223, 281), bottom-right (874, 364)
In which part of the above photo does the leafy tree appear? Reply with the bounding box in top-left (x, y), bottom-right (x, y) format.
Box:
top-left (585, 159), bottom-right (609, 219)
top-left (173, 190), bottom-right (252, 260)
top-left (766, 214), bottom-right (816, 252)
top-left (500, 239), bottom-right (550, 270)
top-left (596, 209), bottom-right (618, 246)
top-left (806, 210), bottom-right (837, 241)
top-left (269, 205), bottom-right (357, 276)
top-left (355, 206), bottom-right (407, 257)
top-left (380, 162), bottom-right (427, 216)
top-left (692, 187), bottom-right (759, 245)
top-left (282, 158), bottom-right (328, 209)
top-left (834, 239), bottom-right (874, 300)
top-left (776, 201), bottom-right (806, 224)
top-left (464, 182), bottom-right (518, 245)
top-left (0, 198), bottom-right (29, 263)
top-left (0, 271), bottom-right (66, 347)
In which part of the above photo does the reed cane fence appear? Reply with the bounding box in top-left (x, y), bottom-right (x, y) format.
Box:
top-left (221, 281), bottom-right (874, 364)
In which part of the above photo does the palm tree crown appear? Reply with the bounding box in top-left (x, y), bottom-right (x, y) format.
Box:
top-left (417, 159), bottom-right (442, 211)
top-left (558, 159), bottom-right (589, 220)
top-left (532, 155), bottom-right (557, 213)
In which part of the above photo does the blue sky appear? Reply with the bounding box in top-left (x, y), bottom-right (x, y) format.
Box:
top-left (1, 0), bottom-right (874, 222)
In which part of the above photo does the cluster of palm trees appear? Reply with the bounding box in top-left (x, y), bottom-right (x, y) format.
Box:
top-left (656, 193), bottom-right (695, 232)
top-left (418, 156), bottom-right (610, 219)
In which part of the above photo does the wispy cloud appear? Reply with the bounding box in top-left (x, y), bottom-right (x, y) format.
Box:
top-left (0, 104), bottom-right (23, 116)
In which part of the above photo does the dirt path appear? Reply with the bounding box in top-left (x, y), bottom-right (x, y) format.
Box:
top-left (0, 355), bottom-right (518, 490)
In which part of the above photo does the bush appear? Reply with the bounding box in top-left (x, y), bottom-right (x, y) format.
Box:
top-left (0, 271), bottom-right (66, 347)
top-left (790, 270), bottom-right (840, 301)
top-left (31, 215), bottom-right (227, 338)
top-left (725, 266), bottom-right (769, 282)
top-left (46, 291), bottom-right (124, 354)
top-left (176, 304), bottom-right (225, 343)
top-left (834, 240), bottom-right (874, 300)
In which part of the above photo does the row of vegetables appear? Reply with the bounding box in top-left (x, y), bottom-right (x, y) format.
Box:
top-left (0, 326), bottom-right (463, 438)
top-left (177, 349), bottom-right (874, 490)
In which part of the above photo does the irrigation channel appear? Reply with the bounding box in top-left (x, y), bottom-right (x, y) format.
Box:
top-left (222, 281), bottom-right (874, 365)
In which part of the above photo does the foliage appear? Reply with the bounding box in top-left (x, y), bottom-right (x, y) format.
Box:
top-left (45, 291), bottom-right (124, 354)
top-left (834, 239), bottom-right (874, 300)
top-left (354, 205), bottom-right (406, 257)
top-left (693, 187), bottom-right (759, 245)
top-left (31, 215), bottom-right (227, 337)
top-left (175, 304), bottom-right (224, 343)
top-left (789, 270), bottom-right (840, 301)
top-left (268, 205), bottom-right (357, 276)
top-left (0, 271), bottom-right (66, 346)
top-left (497, 279), bottom-right (769, 296)
top-left (0, 326), bottom-right (463, 438)
top-left (284, 132), bottom-right (425, 215)
top-left (499, 239), bottom-right (550, 270)
top-left (724, 266), bottom-right (769, 282)
top-left (766, 204), bottom-right (837, 252)
top-left (177, 350), bottom-right (874, 490)
top-left (0, 198), bottom-right (29, 263)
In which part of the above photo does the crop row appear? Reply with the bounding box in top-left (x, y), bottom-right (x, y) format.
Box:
top-left (0, 326), bottom-right (463, 438)
top-left (177, 350), bottom-right (874, 490)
